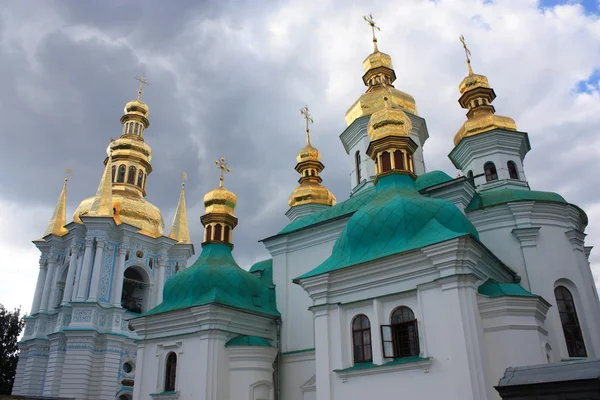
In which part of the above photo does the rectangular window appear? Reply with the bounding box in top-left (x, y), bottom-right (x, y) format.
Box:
top-left (380, 321), bottom-right (420, 358)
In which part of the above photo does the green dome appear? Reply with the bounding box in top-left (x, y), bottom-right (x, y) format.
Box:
top-left (144, 243), bottom-right (279, 317)
top-left (415, 170), bottom-right (454, 191)
top-left (297, 174), bottom-right (479, 280)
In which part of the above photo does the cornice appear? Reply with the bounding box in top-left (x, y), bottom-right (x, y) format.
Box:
top-left (512, 227), bottom-right (541, 248)
top-left (565, 229), bottom-right (586, 252)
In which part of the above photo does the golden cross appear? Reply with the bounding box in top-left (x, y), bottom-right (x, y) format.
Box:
top-left (65, 168), bottom-right (72, 183)
top-left (135, 73), bottom-right (149, 101)
top-left (459, 35), bottom-right (473, 75)
top-left (181, 172), bottom-right (187, 188)
top-left (215, 157), bottom-right (231, 188)
top-left (300, 105), bottom-right (314, 145)
top-left (363, 13), bottom-right (380, 51)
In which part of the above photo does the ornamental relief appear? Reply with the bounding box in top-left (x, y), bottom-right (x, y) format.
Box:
top-left (72, 309), bottom-right (92, 323)
top-left (99, 244), bottom-right (116, 302)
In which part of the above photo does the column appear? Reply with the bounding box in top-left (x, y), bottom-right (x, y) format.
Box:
top-left (76, 237), bottom-right (95, 301)
top-left (39, 250), bottom-right (58, 312)
top-left (61, 243), bottom-right (80, 306)
top-left (31, 256), bottom-right (48, 314)
top-left (49, 261), bottom-right (63, 309)
top-left (154, 253), bottom-right (168, 305)
top-left (88, 238), bottom-right (106, 301)
top-left (111, 244), bottom-right (128, 307)
top-left (71, 244), bottom-right (84, 301)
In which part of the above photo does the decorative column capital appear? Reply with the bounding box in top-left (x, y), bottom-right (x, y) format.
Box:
top-left (512, 227), bottom-right (541, 248)
top-left (584, 246), bottom-right (593, 261)
top-left (95, 238), bottom-right (107, 249)
top-left (118, 244), bottom-right (129, 256)
top-left (48, 248), bottom-right (60, 263)
top-left (84, 237), bottom-right (95, 247)
top-left (565, 229), bottom-right (586, 252)
top-left (39, 255), bottom-right (48, 268)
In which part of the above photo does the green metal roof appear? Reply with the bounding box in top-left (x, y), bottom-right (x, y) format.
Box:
top-left (466, 188), bottom-right (566, 212)
top-left (249, 258), bottom-right (274, 289)
top-left (275, 185), bottom-right (378, 236)
top-left (143, 244), bottom-right (279, 317)
top-left (415, 170), bottom-right (454, 191)
top-left (296, 174), bottom-right (480, 280)
top-left (225, 335), bottom-right (272, 347)
top-left (478, 279), bottom-right (538, 298)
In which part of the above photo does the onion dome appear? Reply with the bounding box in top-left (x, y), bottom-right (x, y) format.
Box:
top-left (73, 75), bottom-right (165, 238)
top-left (366, 95), bottom-right (418, 182)
top-left (288, 107), bottom-right (336, 209)
top-left (296, 174), bottom-right (480, 280)
top-left (454, 36), bottom-right (517, 145)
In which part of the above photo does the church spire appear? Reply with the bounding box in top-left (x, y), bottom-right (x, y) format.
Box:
top-left (201, 157), bottom-right (238, 247)
top-left (43, 174), bottom-right (69, 237)
top-left (453, 35), bottom-right (517, 146)
top-left (88, 151), bottom-right (114, 217)
top-left (288, 106), bottom-right (336, 212)
top-left (169, 173), bottom-right (191, 244)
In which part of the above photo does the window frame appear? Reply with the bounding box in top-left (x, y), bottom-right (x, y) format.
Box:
top-left (484, 162), bottom-right (498, 182)
top-left (164, 351), bottom-right (177, 392)
top-left (380, 306), bottom-right (420, 359)
top-left (555, 286), bottom-right (587, 358)
top-left (355, 151), bottom-right (362, 184)
top-left (507, 161), bottom-right (519, 180)
top-left (351, 314), bottom-right (373, 364)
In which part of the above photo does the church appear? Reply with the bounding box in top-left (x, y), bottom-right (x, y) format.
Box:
top-left (11, 17), bottom-right (600, 400)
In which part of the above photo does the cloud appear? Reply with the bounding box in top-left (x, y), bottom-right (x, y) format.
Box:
top-left (1, 0), bottom-right (599, 312)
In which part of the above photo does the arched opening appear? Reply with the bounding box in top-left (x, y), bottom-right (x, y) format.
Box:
top-left (393, 150), bottom-right (405, 170)
top-left (381, 152), bottom-right (392, 172)
top-left (484, 162), bottom-right (498, 182)
top-left (117, 165), bottom-right (126, 183)
top-left (205, 225), bottom-right (212, 242)
top-left (118, 394), bottom-right (132, 400)
top-left (352, 314), bottom-right (372, 363)
top-left (165, 352), bottom-right (177, 392)
top-left (355, 151), bottom-right (362, 183)
top-left (214, 224), bottom-right (223, 241)
top-left (127, 166), bottom-right (136, 184)
top-left (381, 306), bottom-right (419, 359)
top-left (467, 170), bottom-right (474, 179)
top-left (507, 161), bottom-right (519, 180)
top-left (133, 124), bottom-right (139, 136)
top-left (137, 170), bottom-right (144, 187)
top-left (121, 267), bottom-right (149, 314)
top-left (555, 286), bottom-right (587, 357)
top-left (224, 226), bottom-right (231, 242)
top-left (111, 165), bottom-right (116, 182)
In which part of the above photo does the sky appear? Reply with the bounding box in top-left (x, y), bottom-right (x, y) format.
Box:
top-left (0, 0), bottom-right (599, 313)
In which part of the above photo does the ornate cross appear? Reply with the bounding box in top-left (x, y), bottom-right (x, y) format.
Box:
top-left (459, 35), bottom-right (473, 75)
top-left (215, 157), bottom-right (231, 188)
top-left (300, 105), bottom-right (314, 145)
top-left (363, 13), bottom-right (380, 51)
top-left (135, 73), bottom-right (149, 101)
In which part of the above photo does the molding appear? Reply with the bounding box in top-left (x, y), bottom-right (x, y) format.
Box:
top-left (512, 227), bottom-right (541, 248)
top-left (565, 229), bottom-right (586, 252)
top-left (334, 357), bottom-right (432, 379)
top-left (418, 177), bottom-right (476, 213)
top-left (584, 246), bottom-right (593, 261)
top-left (285, 203), bottom-right (331, 221)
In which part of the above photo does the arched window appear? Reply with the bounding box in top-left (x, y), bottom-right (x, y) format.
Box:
top-left (352, 315), bottom-right (372, 363)
top-left (393, 150), bottom-right (405, 170)
top-left (555, 286), bottom-right (587, 357)
top-left (137, 170), bottom-right (143, 187)
top-left (224, 226), bottom-right (231, 242)
top-left (117, 165), bottom-right (126, 183)
top-left (484, 162), bottom-right (498, 182)
top-left (121, 268), bottom-right (148, 314)
top-left (381, 152), bottom-right (391, 172)
top-left (164, 352), bottom-right (177, 392)
top-left (507, 161), bottom-right (519, 180)
top-left (355, 151), bottom-right (362, 183)
top-left (127, 166), bottom-right (136, 184)
top-left (205, 225), bottom-right (212, 242)
top-left (133, 124), bottom-right (139, 136)
top-left (381, 306), bottom-right (419, 359)
top-left (467, 170), bottom-right (473, 179)
top-left (214, 224), bottom-right (222, 241)
top-left (111, 165), bottom-right (116, 182)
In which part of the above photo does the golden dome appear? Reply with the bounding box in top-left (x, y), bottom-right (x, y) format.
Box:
top-left (454, 114), bottom-right (517, 145)
top-left (204, 187), bottom-right (237, 217)
top-left (124, 99), bottom-right (149, 118)
top-left (367, 101), bottom-right (413, 141)
top-left (362, 50), bottom-right (393, 71)
top-left (74, 194), bottom-right (164, 238)
top-left (288, 183), bottom-right (336, 208)
top-left (296, 141), bottom-right (322, 163)
top-left (458, 73), bottom-right (490, 95)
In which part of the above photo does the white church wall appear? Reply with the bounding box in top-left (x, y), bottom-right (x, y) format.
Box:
top-left (280, 350), bottom-right (315, 400)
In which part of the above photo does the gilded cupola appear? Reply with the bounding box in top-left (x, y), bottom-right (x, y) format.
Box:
top-left (288, 106), bottom-right (336, 209)
top-left (201, 157), bottom-right (238, 247)
top-left (454, 36), bottom-right (517, 146)
top-left (73, 74), bottom-right (164, 237)
top-left (345, 14), bottom-right (418, 126)
top-left (366, 93), bottom-right (418, 183)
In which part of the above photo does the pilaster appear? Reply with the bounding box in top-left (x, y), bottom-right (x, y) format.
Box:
top-left (71, 243), bottom-right (85, 302)
top-left (62, 242), bottom-right (80, 305)
top-left (31, 255), bottom-right (48, 314)
top-left (512, 227), bottom-right (540, 291)
top-left (112, 242), bottom-right (129, 307)
top-left (76, 237), bottom-right (95, 300)
top-left (39, 249), bottom-right (59, 312)
top-left (313, 304), bottom-right (332, 400)
top-left (42, 332), bottom-right (66, 397)
top-left (88, 237), bottom-right (107, 301)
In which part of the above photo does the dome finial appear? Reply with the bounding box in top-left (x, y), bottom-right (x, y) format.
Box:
top-left (43, 172), bottom-right (69, 238)
top-left (135, 73), bottom-right (149, 101)
top-left (215, 157), bottom-right (231, 189)
top-left (459, 35), bottom-right (474, 76)
top-left (169, 171), bottom-right (191, 244)
top-left (300, 105), bottom-right (314, 145)
top-left (363, 13), bottom-right (380, 52)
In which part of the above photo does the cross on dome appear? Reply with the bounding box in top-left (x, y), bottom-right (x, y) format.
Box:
top-left (363, 13), bottom-right (380, 51)
top-left (459, 35), bottom-right (474, 75)
top-left (215, 157), bottom-right (231, 188)
top-left (135, 73), bottom-right (149, 101)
